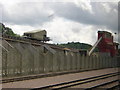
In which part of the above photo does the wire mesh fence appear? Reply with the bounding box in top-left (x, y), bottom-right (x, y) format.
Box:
top-left (1, 40), bottom-right (119, 78)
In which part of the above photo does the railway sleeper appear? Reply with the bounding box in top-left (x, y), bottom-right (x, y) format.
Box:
top-left (31, 72), bottom-right (119, 90)
top-left (86, 79), bottom-right (119, 90)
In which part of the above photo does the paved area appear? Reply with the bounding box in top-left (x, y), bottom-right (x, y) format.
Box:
top-left (2, 68), bottom-right (119, 89)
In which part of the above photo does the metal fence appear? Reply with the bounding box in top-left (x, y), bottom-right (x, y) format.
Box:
top-left (1, 40), bottom-right (119, 78)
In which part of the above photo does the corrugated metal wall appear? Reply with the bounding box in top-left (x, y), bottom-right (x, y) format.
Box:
top-left (1, 40), bottom-right (119, 78)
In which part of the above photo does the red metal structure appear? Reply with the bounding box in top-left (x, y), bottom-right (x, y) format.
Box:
top-left (98, 31), bottom-right (119, 57)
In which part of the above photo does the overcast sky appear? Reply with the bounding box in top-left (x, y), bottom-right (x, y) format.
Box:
top-left (0, 0), bottom-right (119, 45)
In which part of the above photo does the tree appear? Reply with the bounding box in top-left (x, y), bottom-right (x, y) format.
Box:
top-left (58, 42), bottom-right (92, 50)
top-left (0, 23), bottom-right (19, 37)
top-left (0, 23), bottom-right (5, 33)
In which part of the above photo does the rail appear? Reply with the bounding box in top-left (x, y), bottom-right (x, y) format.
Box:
top-left (31, 72), bottom-right (120, 89)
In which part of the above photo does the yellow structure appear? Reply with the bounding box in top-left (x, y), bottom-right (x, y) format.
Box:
top-left (24, 30), bottom-right (49, 41)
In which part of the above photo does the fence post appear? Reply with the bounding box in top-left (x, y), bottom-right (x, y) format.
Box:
top-left (52, 51), bottom-right (58, 72)
top-left (67, 51), bottom-right (71, 71)
top-left (84, 55), bottom-right (87, 70)
top-left (66, 51), bottom-right (69, 71)
top-left (71, 52), bottom-right (74, 70)
top-left (64, 50), bottom-right (67, 71)
top-left (81, 55), bottom-right (84, 70)
top-left (103, 56), bottom-right (106, 68)
top-left (115, 57), bottom-right (118, 68)
top-left (60, 51), bottom-right (64, 71)
top-left (79, 55), bottom-right (82, 70)
top-left (2, 49), bottom-right (7, 77)
top-left (76, 53), bottom-right (80, 70)
top-left (101, 56), bottom-right (103, 69)
top-left (86, 56), bottom-right (90, 70)
top-left (117, 56), bottom-right (120, 67)
top-left (90, 56), bottom-right (94, 70)
top-left (97, 56), bottom-right (100, 69)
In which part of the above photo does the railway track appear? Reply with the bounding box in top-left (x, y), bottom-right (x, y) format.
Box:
top-left (87, 80), bottom-right (119, 89)
top-left (31, 72), bottom-right (120, 90)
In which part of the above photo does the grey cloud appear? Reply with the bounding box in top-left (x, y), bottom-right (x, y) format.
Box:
top-left (91, 3), bottom-right (118, 30)
top-left (72, 28), bottom-right (80, 33)
top-left (1, 2), bottom-right (118, 33)
top-left (46, 2), bottom-right (118, 32)
top-left (1, 2), bottom-right (53, 26)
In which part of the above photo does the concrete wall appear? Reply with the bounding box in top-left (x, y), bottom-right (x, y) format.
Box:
top-left (1, 39), bottom-right (119, 78)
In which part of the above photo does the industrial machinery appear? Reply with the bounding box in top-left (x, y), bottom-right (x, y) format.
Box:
top-left (24, 29), bottom-right (50, 42)
top-left (88, 31), bottom-right (119, 57)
